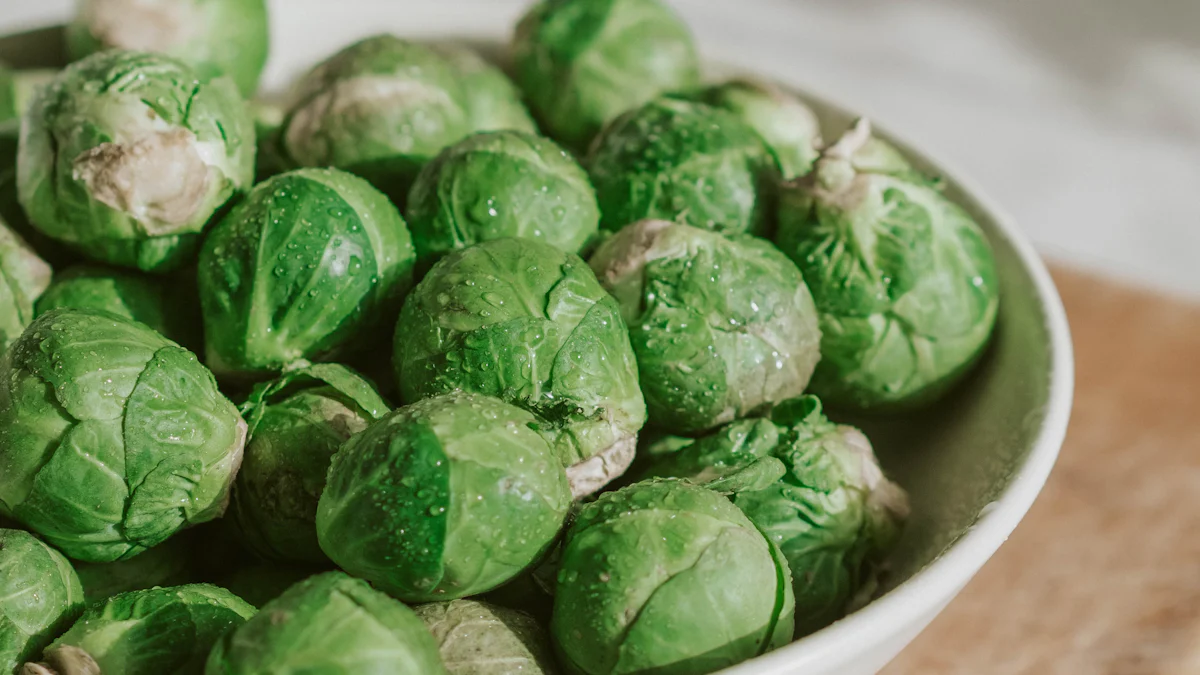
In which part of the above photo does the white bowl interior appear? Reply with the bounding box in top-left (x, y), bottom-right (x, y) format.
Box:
top-left (0, 12), bottom-right (1073, 674)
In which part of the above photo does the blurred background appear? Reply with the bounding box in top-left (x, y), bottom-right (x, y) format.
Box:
top-left (3, 1), bottom-right (1198, 673)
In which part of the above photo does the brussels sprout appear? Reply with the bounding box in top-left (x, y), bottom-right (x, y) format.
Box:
top-left (0, 65), bottom-right (56, 129)
top-left (587, 98), bottom-right (779, 236)
top-left (682, 78), bottom-right (822, 180)
top-left (589, 219), bottom-right (821, 433)
top-left (66, 0), bottom-right (269, 98)
top-left (775, 119), bottom-right (1000, 409)
top-left (432, 43), bottom-right (538, 134)
top-left (281, 35), bottom-right (471, 205)
top-left (415, 599), bottom-right (559, 675)
top-left (198, 168), bottom-right (416, 379)
top-left (205, 571), bottom-right (448, 675)
top-left (635, 395), bottom-right (909, 635)
top-left (317, 392), bottom-right (571, 602)
top-left (17, 50), bottom-right (256, 272)
top-left (552, 479), bottom-right (795, 675)
top-left (0, 217), bottom-right (52, 351)
top-left (406, 130), bottom-right (599, 265)
top-left (394, 238), bottom-right (646, 497)
top-left (74, 534), bottom-right (197, 604)
top-left (0, 309), bottom-right (247, 563)
top-left (25, 584), bottom-right (255, 675)
top-left (230, 363), bottom-right (389, 563)
top-left (512, 0), bottom-right (700, 151)
top-left (217, 562), bottom-right (323, 609)
top-left (0, 529), bottom-right (85, 674)
top-left (35, 265), bottom-right (195, 343)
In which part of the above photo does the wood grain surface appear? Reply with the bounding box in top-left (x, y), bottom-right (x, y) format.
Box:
top-left (883, 266), bottom-right (1200, 675)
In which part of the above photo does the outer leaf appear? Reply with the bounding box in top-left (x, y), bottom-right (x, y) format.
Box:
top-left (199, 168), bottom-right (415, 379)
top-left (65, 0), bottom-right (269, 97)
top-left (590, 219), bottom-right (821, 433)
top-left (395, 238), bottom-right (645, 496)
top-left (17, 50), bottom-right (255, 272)
top-left (204, 572), bottom-right (448, 675)
top-left (552, 479), bottom-right (794, 675)
top-left (432, 44), bottom-right (538, 134)
top-left (280, 35), bottom-right (472, 206)
top-left (0, 529), bottom-right (84, 674)
top-left (0, 217), bottom-right (51, 351)
top-left (512, 0), bottom-right (700, 151)
top-left (231, 363), bottom-right (389, 562)
top-left (629, 395), bottom-right (910, 636)
top-left (123, 347), bottom-right (248, 544)
top-left (680, 78), bottom-right (823, 180)
top-left (316, 392), bottom-right (571, 602)
top-left (775, 119), bottom-right (1000, 409)
top-left (414, 599), bottom-right (559, 675)
top-left (587, 98), bottom-right (779, 236)
top-left (0, 309), bottom-right (246, 562)
top-left (33, 584), bottom-right (255, 675)
top-left (406, 130), bottom-right (599, 265)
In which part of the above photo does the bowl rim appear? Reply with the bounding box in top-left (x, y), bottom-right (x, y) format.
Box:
top-left (719, 89), bottom-right (1076, 673)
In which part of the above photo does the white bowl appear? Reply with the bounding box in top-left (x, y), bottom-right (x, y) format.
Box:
top-left (0, 3), bottom-right (1074, 672)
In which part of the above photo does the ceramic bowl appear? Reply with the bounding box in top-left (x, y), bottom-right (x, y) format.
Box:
top-left (0, 3), bottom-right (1074, 672)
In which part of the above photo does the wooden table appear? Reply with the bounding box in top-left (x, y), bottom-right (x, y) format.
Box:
top-left (883, 266), bottom-right (1200, 674)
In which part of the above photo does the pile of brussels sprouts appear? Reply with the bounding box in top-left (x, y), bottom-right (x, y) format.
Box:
top-left (0, 0), bottom-right (1000, 673)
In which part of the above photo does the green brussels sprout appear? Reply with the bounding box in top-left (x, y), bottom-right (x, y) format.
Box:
top-left (635, 395), bottom-right (909, 635)
top-left (393, 238), bottom-right (646, 497)
top-left (216, 562), bottom-right (324, 609)
top-left (552, 479), bottom-right (795, 675)
top-left (0, 529), bottom-right (85, 674)
top-left (198, 168), bottom-right (416, 379)
top-left (35, 265), bottom-right (195, 344)
top-left (281, 35), bottom-right (471, 205)
top-left (406, 130), bottom-right (599, 266)
top-left (17, 50), bottom-right (256, 272)
top-left (0, 65), bottom-right (56, 129)
top-left (589, 219), bottom-right (821, 433)
top-left (432, 43), bottom-right (538, 134)
top-left (0, 309), bottom-right (247, 563)
top-left (682, 78), bottom-right (822, 180)
top-left (66, 0), bottom-right (269, 98)
top-left (205, 571), bottom-right (448, 675)
top-left (25, 584), bottom-right (255, 675)
top-left (230, 363), bottom-right (389, 563)
top-left (0, 217), bottom-right (52, 351)
top-left (512, 0), bottom-right (700, 151)
top-left (317, 392), bottom-right (571, 602)
top-left (587, 98), bottom-right (779, 236)
top-left (415, 599), bottom-right (559, 675)
top-left (74, 534), bottom-right (197, 604)
top-left (774, 119), bottom-right (1000, 409)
